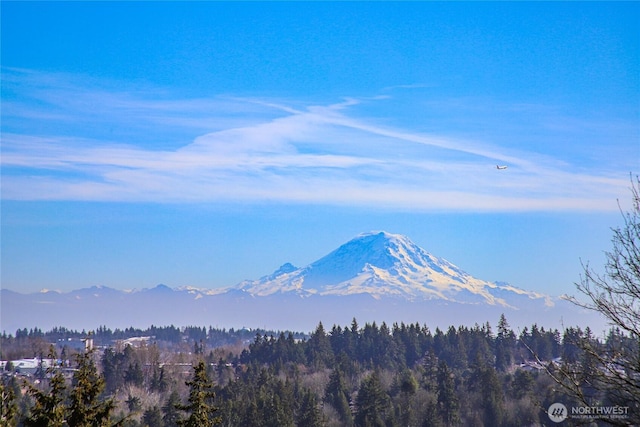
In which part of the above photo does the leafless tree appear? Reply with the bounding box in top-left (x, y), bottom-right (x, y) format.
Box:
top-left (572, 174), bottom-right (640, 338)
top-left (556, 174), bottom-right (640, 425)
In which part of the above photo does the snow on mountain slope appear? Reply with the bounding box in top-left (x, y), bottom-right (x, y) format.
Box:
top-left (235, 262), bottom-right (306, 296)
top-left (232, 231), bottom-right (550, 307)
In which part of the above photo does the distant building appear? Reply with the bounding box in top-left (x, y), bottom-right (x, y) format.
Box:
top-left (0, 358), bottom-right (55, 375)
top-left (57, 337), bottom-right (89, 351)
top-left (83, 336), bottom-right (94, 351)
top-left (82, 331), bottom-right (95, 351)
top-left (117, 336), bottom-right (153, 348)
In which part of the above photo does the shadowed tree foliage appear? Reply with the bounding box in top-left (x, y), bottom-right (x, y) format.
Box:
top-left (436, 361), bottom-right (459, 427)
top-left (162, 391), bottom-right (182, 427)
top-left (24, 373), bottom-right (67, 427)
top-left (467, 358), bottom-right (504, 427)
top-left (0, 376), bottom-right (18, 427)
top-left (296, 389), bottom-right (323, 427)
top-left (354, 370), bottom-right (392, 427)
top-left (143, 405), bottom-right (164, 427)
top-left (324, 367), bottom-right (353, 426)
top-left (395, 368), bottom-right (418, 427)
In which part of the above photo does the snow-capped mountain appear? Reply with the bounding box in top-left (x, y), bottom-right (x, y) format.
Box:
top-left (3, 231), bottom-right (600, 333)
top-left (234, 231), bottom-right (551, 307)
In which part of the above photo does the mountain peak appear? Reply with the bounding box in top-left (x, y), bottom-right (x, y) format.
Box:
top-left (230, 231), bottom-right (552, 308)
top-left (353, 230), bottom-right (411, 246)
top-left (233, 231), bottom-right (490, 304)
top-left (275, 262), bottom-right (298, 275)
top-left (300, 231), bottom-right (422, 288)
top-left (149, 284), bottom-right (173, 293)
top-left (356, 230), bottom-right (401, 239)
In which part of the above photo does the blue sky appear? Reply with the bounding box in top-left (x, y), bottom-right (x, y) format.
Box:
top-left (1, 2), bottom-right (638, 296)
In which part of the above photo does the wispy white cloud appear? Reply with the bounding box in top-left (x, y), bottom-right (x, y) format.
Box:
top-left (1, 69), bottom-right (631, 211)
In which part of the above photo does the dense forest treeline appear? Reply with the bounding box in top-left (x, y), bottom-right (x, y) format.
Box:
top-left (1, 314), bottom-right (637, 426)
top-left (2, 324), bottom-right (304, 360)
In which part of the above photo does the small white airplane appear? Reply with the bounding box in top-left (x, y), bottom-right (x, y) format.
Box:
top-left (496, 165), bottom-right (508, 170)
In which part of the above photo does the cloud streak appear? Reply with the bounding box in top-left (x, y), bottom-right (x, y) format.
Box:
top-left (1, 69), bottom-right (630, 212)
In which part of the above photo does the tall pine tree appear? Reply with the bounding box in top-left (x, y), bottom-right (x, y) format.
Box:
top-left (324, 368), bottom-right (353, 426)
top-left (354, 370), bottom-right (392, 427)
top-left (296, 389), bottom-right (323, 427)
top-left (67, 349), bottom-right (115, 427)
top-left (177, 360), bottom-right (221, 427)
top-left (24, 347), bottom-right (67, 427)
top-left (163, 391), bottom-right (182, 427)
top-left (436, 361), bottom-right (459, 427)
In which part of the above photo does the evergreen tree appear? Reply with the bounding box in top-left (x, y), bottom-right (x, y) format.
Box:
top-left (393, 322), bottom-right (421, 367)
top-left (24, 370), bottom-right (67, 427)
top-left (324, 368), bottom-right (353, 426)
top-left (126, 394), bottom-right (142, 413)
top-left (432, 327), bottom-right (446, 361)
top-left (296, 389), bottom-right (323, 427)
top-left (436, 361), bottom-right (459, 427)
top-left (511, 370), bottom-right (535, 400)
top-left (306, 322), bottom-right (334, 369)
top-left (444, 326), bottom-right (467, 370)
top-left (150, 366), bottom-right (169, 393)
top-left (23, 346), bottom-right (67, 427)
top-left (67, 349), bottom-right (115, 427)
top-left (101, 347), bottom-right (120, 394)
top-left (467, 360), bottom-right (504, 427)
top-left (420, 399), bottom-right (441, 427)
top-left (354, 370), bottom-right (392, 427)
top-left (395, 368), bottom-right (418, 427)
top-left (177, 360), bottom-right (221, 427)
top-left (421, 349), bottom-right (439, 393)
top-left (348, 318), bottom-right (360, 359)
top-left (143, 405), bottom-right (164, 427)
top-left (0, 377), bottom-right (18, 427)
top-left (495, 314), bottom-right (515, 371)
top-left (124, 362), bottom-right (144, 387)
top-left (162, 391), bottom-right (182, 427)
top-left (257, 375), bottom-right (295, 427)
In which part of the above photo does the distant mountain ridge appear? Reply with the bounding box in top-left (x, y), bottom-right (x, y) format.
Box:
top-left (2, 231), bottom-right (599, 333)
